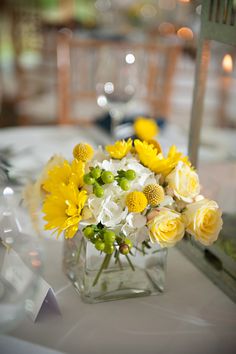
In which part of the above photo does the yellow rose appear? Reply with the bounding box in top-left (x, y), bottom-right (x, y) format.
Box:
top-left (147, 208), bottom-right (185, 247)
top-left (166, 161), bottom-right (200, 203)
top-left (183, 199), bottom-right (223, 246)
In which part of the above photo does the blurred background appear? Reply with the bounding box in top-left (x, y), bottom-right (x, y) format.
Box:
top-left (0, 0), bottom-right (235, 127)
top-left (1, 0), bottom-right (233, 129)
top-left (0, 0), bottom-right (236, 200)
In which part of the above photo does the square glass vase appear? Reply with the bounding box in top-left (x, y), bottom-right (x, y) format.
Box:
top-left (63, 231), bottom-right (168, 304)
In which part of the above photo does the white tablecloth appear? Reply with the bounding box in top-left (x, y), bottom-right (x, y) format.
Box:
top-left (0, 125), bottom-right (236, 354)
top-left (7, 239), bottom-right (236, 354)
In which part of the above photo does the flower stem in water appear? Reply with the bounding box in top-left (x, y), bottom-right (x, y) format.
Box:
top-left (125, 254), bottom-right (135, 271)
top-left (92, 254), bottom-right (112, 287)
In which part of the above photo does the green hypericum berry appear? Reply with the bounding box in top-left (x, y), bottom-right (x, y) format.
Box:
top-left (104, 243), bottom-right (115, 254)
top-left (83, 173), bottom-right (95, 185)
top-left (95, 240), bottom-right (105, 251)
top-left (124, 238), bottom-right (133, 249)
top-left (119, 244), bottom-right (130, 255)
top-left (103, 230), bottom-right (116, 244)
top-left (91, 167), bottom-right (102, 179)
top-left (119, 178), bottom-right (130, 191)
top-left (101, 171), bottom-right (114, 184)
top-left (125, 169), bottom-right (136, 181)
top-left (83, 226), bottom-right (94, 239)
top-left (90, 234), bottom-right (100, 244)
top-left (93, 185), bottom-right (104, 198)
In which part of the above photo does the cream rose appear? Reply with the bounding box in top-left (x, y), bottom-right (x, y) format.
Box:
top-left (183, 199), bottom-right (223, 246)
top-left (147, 207), bottom-right (185, 247)
top-left (166, 161), bottom-right (200, 203)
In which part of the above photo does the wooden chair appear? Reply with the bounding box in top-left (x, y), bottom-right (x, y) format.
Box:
top-left (188, 0), bottom-right (236, 166)
top-left (56, 33), bottom-right (181, 125)
top-left (6, 3), bottom-right (58, 125)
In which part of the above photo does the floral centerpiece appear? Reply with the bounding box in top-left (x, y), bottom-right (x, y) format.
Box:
top-left (34, 135), bottom-right (222, 303)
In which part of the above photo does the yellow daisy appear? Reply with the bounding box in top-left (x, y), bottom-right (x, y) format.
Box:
top-left (42, 183), bottom-right (87, 239)
top-left (43, 159), bottom-right (85, 193)
top-left (134, 139), bottom-right (161, 171)
top-left (23, 155), bottom-right (66, 234)
top-left (152, 145), bottom-right (191, 176)
top-left (106, 139), bottom-right (132, 159)
top-left (134, 117), bottom-right (159, 141)
top-left (147, 139), bottom-right (162, 154)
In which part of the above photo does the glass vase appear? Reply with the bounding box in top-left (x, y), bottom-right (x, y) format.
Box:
top-left (63, 231), bottom-right (167, 304)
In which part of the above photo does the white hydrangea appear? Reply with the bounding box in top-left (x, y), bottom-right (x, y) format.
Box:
top-left (97, 155), bottom-right (158, 190)
top-left (87, 155), bottom-right (159, 230)
top-left (87, 184), bottom-right (128, 228)
top-left (121, 213), bottom-right (149, 243)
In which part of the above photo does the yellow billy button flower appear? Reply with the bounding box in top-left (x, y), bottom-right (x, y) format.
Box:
top-left (106, 139), bottom-right (132, 159)
top-left (143, 184), bottom-right (165, 206)
top-left (147, 208), bottom-right (185, 247)
top-left (73, 143), bottom-right (94, 162)
top-left (134, 117), bottom-right (159, 141)
top-left (42, 183), bottom-right (87, 239)
top-left (126, 191), bottom-right (148, 213)
top-left (43, 159), bottom-right (85, 193)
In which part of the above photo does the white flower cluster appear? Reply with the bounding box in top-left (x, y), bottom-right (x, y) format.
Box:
top-left (87, 155), bottom-right (157, 239)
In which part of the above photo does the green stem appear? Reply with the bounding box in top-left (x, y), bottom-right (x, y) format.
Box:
top-left (143, 240), bottom-right (151, 249)
top-left (152, 249), bottom-right (163, 254)
top-left (115, 251), bottom-right (123, 270)
top-left (134, 244), bottom-right (147, 255)
top-left (92, 254), bottom-right (112, 287)
top-left (104, 253), bottom-right (112, 270)
top-left (125, 254), bottom-right (135, 272)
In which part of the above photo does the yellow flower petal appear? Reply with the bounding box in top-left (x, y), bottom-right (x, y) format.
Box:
top-left (106, 139), bottom-right (132, 159)
top-left (43, 159), bottom-right (85, 193)
top-left (134, 139), bottom-right (161, 171)
top-left (42, 183), bottom-right (87, 239)
top-left (134, 117), bottom-right (159, 141)
top-left (152, 145), bottom-right (191, 177)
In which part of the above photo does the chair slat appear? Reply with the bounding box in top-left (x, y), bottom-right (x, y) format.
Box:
top-left (225, 0), bottom-right (234, 25)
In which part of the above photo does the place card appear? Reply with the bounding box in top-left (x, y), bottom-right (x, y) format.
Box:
top-left (26, 276), bottom-right (61, 322)
top-left (1, 248), bottom-right (61, 322)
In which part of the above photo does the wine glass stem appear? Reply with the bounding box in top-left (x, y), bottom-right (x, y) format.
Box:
top-left (109, 107), bottom-right (124, 139)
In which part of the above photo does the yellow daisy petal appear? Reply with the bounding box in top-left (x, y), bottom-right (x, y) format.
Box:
top-left (42, 184), bottom-right (87, 238)
top-left (106, 139), bottom-right (132, 159)
top-left (134, 139), bottom-right (160, 171)
top-left (43, 159), bottom-right (85, 193)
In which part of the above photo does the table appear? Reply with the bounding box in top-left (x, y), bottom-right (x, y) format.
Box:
top-left (7, 238), bottom-right (236, 354)
top-left (0, 125), bottom-right (236, 354)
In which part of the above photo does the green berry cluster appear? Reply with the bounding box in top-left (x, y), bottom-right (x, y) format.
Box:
top-left (83, 224), bottom-right (133, 255)
top-left (83, 167), bottom-right (136, 197)
top-left (115, 169), bottom-right (136, 191)
top-left (83, 167), bottom-right (114, 198)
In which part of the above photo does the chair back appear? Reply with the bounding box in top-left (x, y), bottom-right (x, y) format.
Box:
top-left (57, 33), bottom-right (181, 125)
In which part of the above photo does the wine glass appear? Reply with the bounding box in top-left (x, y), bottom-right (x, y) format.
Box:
top-left (0, 186), bottom-right (42, 333)
top-left (96, 45), bottom-right (138, 139)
